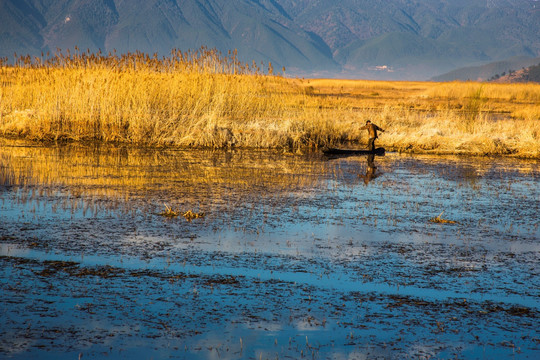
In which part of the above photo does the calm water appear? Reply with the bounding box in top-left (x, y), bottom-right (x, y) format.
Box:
top-left (1, 139), bottom-right (539, 359)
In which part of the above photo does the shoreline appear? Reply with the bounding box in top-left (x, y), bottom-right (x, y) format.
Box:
top-left (2, 136), bottom-right (539, 159)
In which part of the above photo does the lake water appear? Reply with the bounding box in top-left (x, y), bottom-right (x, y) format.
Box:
top-left (1, 139), bottom-right (539, 359)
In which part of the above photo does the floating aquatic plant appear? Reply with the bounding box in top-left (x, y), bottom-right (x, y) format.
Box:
top-left (158, 204), bottom-right (180, 218)
top-left (158, 204), bottom-right (204, 221)
top-left (182, 210), bottom-right (205, 221)
top-left (429, 211), bottom-right (458, 224)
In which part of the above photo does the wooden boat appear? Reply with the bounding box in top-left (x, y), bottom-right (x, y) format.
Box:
top-left (323, 147), bottom-right (386, 156)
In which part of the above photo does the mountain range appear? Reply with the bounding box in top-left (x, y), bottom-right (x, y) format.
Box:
top-left (1, 0), bottom-right (540, 80)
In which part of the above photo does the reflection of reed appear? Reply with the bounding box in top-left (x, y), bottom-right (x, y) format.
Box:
top-left (0, 141), bottom-right (337, 211)
top-left (0, 152), bottom-right (18, 187)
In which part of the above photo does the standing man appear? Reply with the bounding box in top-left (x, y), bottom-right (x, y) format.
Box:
top-left (360, 120), bottom-right (385, 151)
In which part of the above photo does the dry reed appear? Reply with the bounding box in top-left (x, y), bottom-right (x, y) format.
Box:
top-left (1, 48), bottom-right (539, 157)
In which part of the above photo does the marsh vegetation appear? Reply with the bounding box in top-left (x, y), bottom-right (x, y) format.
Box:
top-left (1, 49), bottom-right (539, 157)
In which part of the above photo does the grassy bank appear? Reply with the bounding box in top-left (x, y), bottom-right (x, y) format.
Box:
top-left (1, 49), bottom-right (539, 157)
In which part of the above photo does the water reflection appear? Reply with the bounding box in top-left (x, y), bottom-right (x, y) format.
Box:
top-left (1, 141), bottom-right (538, 239)
top-left (0, 141), bottom-right (338, 211)
top-left (361, 154), bottom-right (381, 185)
top-left (1, 139), bottom-right (540, 360)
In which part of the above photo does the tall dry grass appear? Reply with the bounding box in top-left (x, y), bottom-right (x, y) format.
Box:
top-left (292, 78), bottom-right (540, 157)
top-left (1, 48), bottom-right (314, 148)
top-left (1, 48), bottom-right (539, 157)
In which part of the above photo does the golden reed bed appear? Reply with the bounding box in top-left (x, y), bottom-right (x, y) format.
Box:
top-left (1, 48), bottom-right (539, 157)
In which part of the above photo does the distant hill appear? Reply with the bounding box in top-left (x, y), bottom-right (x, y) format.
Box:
top-left (489, 61), bottom-right (540, 83)
top-left (430, 56), bottom-right (540, 82)
top-left (1, 0), bottom-right (540, 80)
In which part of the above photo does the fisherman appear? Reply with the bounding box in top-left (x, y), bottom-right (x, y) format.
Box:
top-left (360, 120), bottom-right (385, 151)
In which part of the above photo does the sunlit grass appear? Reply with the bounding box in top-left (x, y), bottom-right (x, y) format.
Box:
top-left (1, 48), bottom-right (539, 157)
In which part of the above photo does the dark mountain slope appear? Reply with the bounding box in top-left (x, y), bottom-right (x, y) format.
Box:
top-left (0, 0), bottom-right (45, 56)
top-left (273, 0), bottom-right (540, 77)
top-left (0, 0), bottom-right (338, 72)
top-left (40, 0), bottom-right (119, 52)
top-left (1, 0), bottom-right (539, 79)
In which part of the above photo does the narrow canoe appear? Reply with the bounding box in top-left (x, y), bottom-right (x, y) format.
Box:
top-left (323, 147), bottom-right (385, 156)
